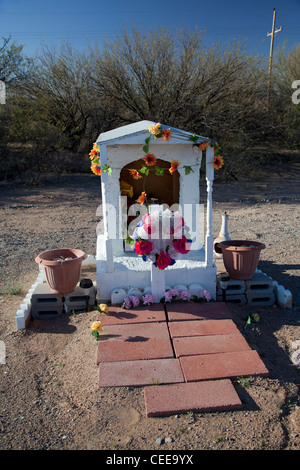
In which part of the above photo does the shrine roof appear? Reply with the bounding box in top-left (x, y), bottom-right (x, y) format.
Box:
top-left (97, 120), bottom-right (212, 146)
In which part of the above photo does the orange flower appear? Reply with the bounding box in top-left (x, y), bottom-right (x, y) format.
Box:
top-left (163, 129), bottom-right (171, 141)
top-left (91, 163), bottom-right (101, 175)
top-left (137, 191), bottom-right (147, 204)
top-left (129, 169), bottom-right (142, 179)
top-left (89, 148), bottom-right (98, 159)
top-left (169, 160), bottom-right (181, 174)
top-left (143, 153), bottom-right (157, 166)
top-left (213, 156), bottom-right (224, 170)
top-left (198, 141), bottom-right (210, 151)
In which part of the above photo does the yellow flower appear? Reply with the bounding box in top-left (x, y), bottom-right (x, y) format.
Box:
top-left (99, 303), bottom-right (109, 314)
top-left (148, 123), bottom-right (162, 136)
top-left (91, 321), bottom-right (103, 333)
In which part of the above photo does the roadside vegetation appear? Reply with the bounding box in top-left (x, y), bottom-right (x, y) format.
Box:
top-left (0, 27), bottom-right (299, 182)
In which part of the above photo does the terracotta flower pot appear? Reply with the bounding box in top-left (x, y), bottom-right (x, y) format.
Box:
top-left (214, 240), bottom-right (265, 280)
top-left (35, 248), bottom-right (87, 294)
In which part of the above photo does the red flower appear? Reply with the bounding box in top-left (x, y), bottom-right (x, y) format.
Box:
top-left (91, 163), bottom-right (101, 175)
top-left (156, 251), bottom-right (172, 270)
top-left (169, 160), bottom-right (181, 174)
top-left (173, 236), bottom-right (191, 254)
top-left (137, 191), bottom-right (147, 204)
top-left (135, 240), bottom-right (153, 256)
top-left (143, 153), bottom-right (157, 166)
top-left (129, 168), bottom-right (142, 179)
top-left (213, 156), bottom-right (224, 169)
top-left (163, 129), bottom-right (171, 141)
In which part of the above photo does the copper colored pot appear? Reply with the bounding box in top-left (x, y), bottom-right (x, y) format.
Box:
top-left (35, 248), bottom-right (87, 294)
top-left (214, 240), bottom-right (265, 280)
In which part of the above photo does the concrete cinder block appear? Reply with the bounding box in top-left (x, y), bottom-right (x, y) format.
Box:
top-left (64, 285), bottom-right (96, 310)
top-left (246, 293), bottom-right (275, 307)
top-left (31, 305), bottom-right (63, 319)
top-left (217, 278), bottom-right (246, 295)
top-left (245, 272), bottom-right (273, 294)
top-left (31, 283), bottom-right (63, 307)
top-left (217, 294), bottom-right (247, 304)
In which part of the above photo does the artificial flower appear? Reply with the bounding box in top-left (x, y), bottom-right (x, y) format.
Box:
top-left (198, 141), bottom-right (210, 151)
top-left (155, 251), bottom-right (173, 270)
top-left (122, 297), bottom-right (132, 309)
top-left (143, 153), bottom-right (157, 166)
top-left (179, 290), bottom-right (191, 301)
top-left (148, 123), bottom-right (162, 136)
top-left (213, 156), bottom-right (224, 169)
top-left (163, 129), bottom-right (171, 141)
top-left (129, 295), bottom-right (140, 308)
top-left (91, 163), bottom-right (101, 175)
top-left (91, 320), bottom-right (103, 332)
top-left (173, 236), bottom-right (191, 254)
top-left (135, 240), bottom-right (153, 256)
top-left (168, 289), bottom-right (179, 297)
top-left (129, 168), bottom-right (142, 179)
top-left (99, 303), bottom-right (109, 314)
top-left (164, 290), bottom-right (173, 302)
top-left (142, 294), bottom-right (155, 305)
top-left (201, 289), bottom-right (211, 301)
top-left (169, 160), bottom-right (181, 174)
top-left (137, 191), bottom-right (147, 204)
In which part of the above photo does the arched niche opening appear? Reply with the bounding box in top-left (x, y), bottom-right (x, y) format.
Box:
top-left (120, 157), bottom-right (180, 208)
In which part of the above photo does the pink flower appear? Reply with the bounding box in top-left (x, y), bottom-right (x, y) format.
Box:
top-left (130, 295), bottom-right (140, 307)
top-left (142, 294), bottom-right (155, 305)
top-left (179, 290), bottom-right (191, 301)
top-left (173, 236), bottom-right (191, 254)
top-left (203, 290), bottom-right (211, 301)
top-left (155, 251), bottom-right (172, 270)
top-left (200, 289), bottom-right (211, 301)
top-left (122, 297), bottom-right (132, 309)
top-left (169, 289), bottom-right (179, 297)
top-left (164, 290), bottom-right (173, 302)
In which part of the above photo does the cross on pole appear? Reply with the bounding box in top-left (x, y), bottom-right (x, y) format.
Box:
top-left (267, 8), bottom-right (282, 111)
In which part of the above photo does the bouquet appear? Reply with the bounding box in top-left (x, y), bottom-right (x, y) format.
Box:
top-left (132, 209), bottom-right (192, 270)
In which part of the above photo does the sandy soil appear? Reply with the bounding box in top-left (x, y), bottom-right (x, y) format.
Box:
top-left (0, 164), bottom-right (299, 452)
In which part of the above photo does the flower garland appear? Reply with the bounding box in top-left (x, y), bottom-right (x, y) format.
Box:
top-left (132, 209), bottom-right (192, 270)
top-left (88, 122), bottom-right (224, 202)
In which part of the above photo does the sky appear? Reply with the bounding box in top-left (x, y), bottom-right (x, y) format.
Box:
top-left (0, 0), bottom-right (299, 58)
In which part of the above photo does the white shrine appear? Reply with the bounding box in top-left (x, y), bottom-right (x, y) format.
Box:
top-left (95, 121), bottom-right (217, 303)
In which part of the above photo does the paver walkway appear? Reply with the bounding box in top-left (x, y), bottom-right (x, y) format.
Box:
top-left (96, 302), bottom-right (269, 417)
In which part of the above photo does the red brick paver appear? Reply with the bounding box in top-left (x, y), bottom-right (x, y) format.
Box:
top-left (168, 319), bottom-right (240, 338)
top-left (100, 305), bottom-right (166, 326)
top-left (166, 302), bottom-right (233, 321)
top-left (144, 380), bottom-right (243, 417)
top-left (99, 358), bottom-right (184, 387)
top-left (173, 333), bottom-right (251, 357)
top-left (180, 350), bottom-right (269, 382)
top-left (96, 322), bottom-right (174, 364)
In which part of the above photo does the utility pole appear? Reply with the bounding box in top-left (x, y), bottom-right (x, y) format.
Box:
top-left (267, 8), bottom-right (282, 111)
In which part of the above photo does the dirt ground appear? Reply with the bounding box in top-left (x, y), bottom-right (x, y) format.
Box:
top-left (0, 163), bottom-right (299, 452)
